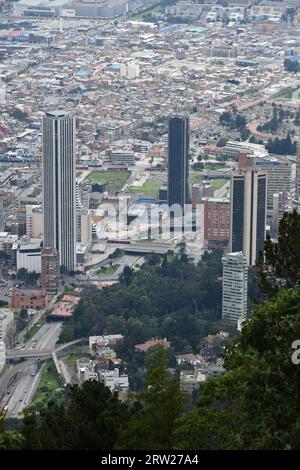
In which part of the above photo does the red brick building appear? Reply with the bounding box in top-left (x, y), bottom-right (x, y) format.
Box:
top-left (12, 288), bottom-right (48, 309)
top-left (203, 197), bottom-right (230, 250)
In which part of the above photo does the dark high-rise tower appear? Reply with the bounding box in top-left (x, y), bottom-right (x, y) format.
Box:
top-left (230, 169), bottom-right (266, 266)
top-left (167, 116), bottom-right (191, 207)
top-left (43, 110), bottom-right (76, 272)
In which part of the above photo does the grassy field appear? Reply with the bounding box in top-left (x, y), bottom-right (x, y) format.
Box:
top-left (189, 171), bottom-right (203, 186)
top-left (24, 317), bottom-right (46, 342)
top-left (95, 264), bottom-right (120, 276)
top-left (212, 179), bottom-right (228, 190)
top-left (205, 163), bottom-right (226, 170)
top-left (128, 178), bottom-right (162, 197)
top-left (30, 360), bottom-right (60, 408)
top-left (87, 171), bottom-right (131, 193)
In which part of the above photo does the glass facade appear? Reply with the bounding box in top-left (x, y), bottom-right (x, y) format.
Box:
top-left (167, 116), bottom-right (190, 207)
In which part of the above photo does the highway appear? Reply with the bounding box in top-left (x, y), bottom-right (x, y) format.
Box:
top-left (4, 362), bottom-right (42, 417)
top-left (1, 322), bottom-right (63, 417)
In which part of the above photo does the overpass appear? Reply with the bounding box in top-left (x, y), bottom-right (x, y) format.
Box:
top-left (122, 242), bottom-right (173, 255)
top-left (7, 338), bottom-right (88, 361)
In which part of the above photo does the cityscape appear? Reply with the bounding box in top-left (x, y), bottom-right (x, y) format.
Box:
top-left (0, 0), bottom-right (300, 454)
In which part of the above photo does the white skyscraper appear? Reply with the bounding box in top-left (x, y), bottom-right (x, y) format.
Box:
top-left (43, 110), bottom-right (76, 272)
top-left (222, 252), bottom-right (248, 328)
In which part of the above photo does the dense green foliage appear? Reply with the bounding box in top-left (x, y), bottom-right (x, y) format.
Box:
top-left (174, 288), bottom-right (300, 450)
top-left (21, 381), bottom-right (129, 450)
top-left (256, 211), bottom-right (300, 298)
top-left (265, 133), bottom-right (296, 155)
top-left (219, 111), bottom-right (246, 130)
top-left (257, 104), bottom-right (293, 134)
top-left (284, 58), bottom-right (300, 73)
top-left (117, 346), bottom-right (185, 450)
top-left (61, 250), bottom-right (223, 356)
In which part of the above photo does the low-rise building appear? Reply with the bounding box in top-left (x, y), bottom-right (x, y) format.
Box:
top-left (180, 367), bottom-right (207, 395)
top-left (77, 359), bottom-right (98, 385)
top-left (176, 354), bottom-right (207, 367)
top-left (135, 338), bottom-right (171, 352)
top-left (89, 334), bottom-right (124, 353)
top-left (12, 288), bottom-right (47, 309)
top-left (16, 239), bottom-right (43, 273)
top-left (98, 368), bottom-right (129, 395)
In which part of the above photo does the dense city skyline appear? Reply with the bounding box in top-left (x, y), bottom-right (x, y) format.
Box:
top-left (1, 0), bottom-right (300, 454)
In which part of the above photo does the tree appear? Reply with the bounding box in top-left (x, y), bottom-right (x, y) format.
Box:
top-left (240, 128), bottom-right (250, 141)
top-left (0, 430), bottom-right (24, 450)
top-left (266, 133), bottom-right (296, 155)
top-left (284, 58), bottom-right (300, 73)
top-left (17, 267), bottom-right (28, 280)
top-left (11, 108), bottom-right (28, 121)
top-left (235, 114), bottom-right (246, 129)
top-left (256, 211), bottom-right (300, 298)
top-left (216, 137), bottom-right (227, 147)
top-left (173, 288), bottom-right (300, 450)
top-left (119, 265), bottom-right (134, 287)
top-left (21, 381), bottom-right (129, 450)
top-left (20, 308), bottom-right (28, 320)
top-left (219, 111), bottom-right (232, 126)
top-left (192, 162), bottom-right (204, 170)
top-left (116, 345), bottom-right (185, 449)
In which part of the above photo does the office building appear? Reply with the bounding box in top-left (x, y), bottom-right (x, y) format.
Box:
top-left (167, 116), bottom-right (191, 208)
top-left (192, 182), bottom-right (214, 208)
top-left (110, 151), bottom-right (135, 166)
top-left (239, 153), bottom-right (291, 224)
top-left (222, 252), bottom-right (248, 328)
top-left (26, 205), bottom-right (43, 238)
top-left (43, 110), bottom-right (76, 272)
top-left (12, 288), bottom-right (48, 309)
top-left (16, 239), bottom-right (42, 273)
top-left (203, 197), bottom-right (230, 250)
top-left (41, 247), bottom-right (59, 294)
top-left (230, 169), bottom-right (266, 265)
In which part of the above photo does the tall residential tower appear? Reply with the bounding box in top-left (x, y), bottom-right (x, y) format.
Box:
top-left (222, 252), bottom-right (248, 329)
top-left (43, 110), bottom-right (76, 272)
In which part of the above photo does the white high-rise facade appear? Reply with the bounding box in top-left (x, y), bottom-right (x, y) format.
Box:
top-left (43, 110), bottom-right (76, 272)
top-left (222, 252), bottom-right (248, 328)
top-left (120, 63), bottom-right (140, 79)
